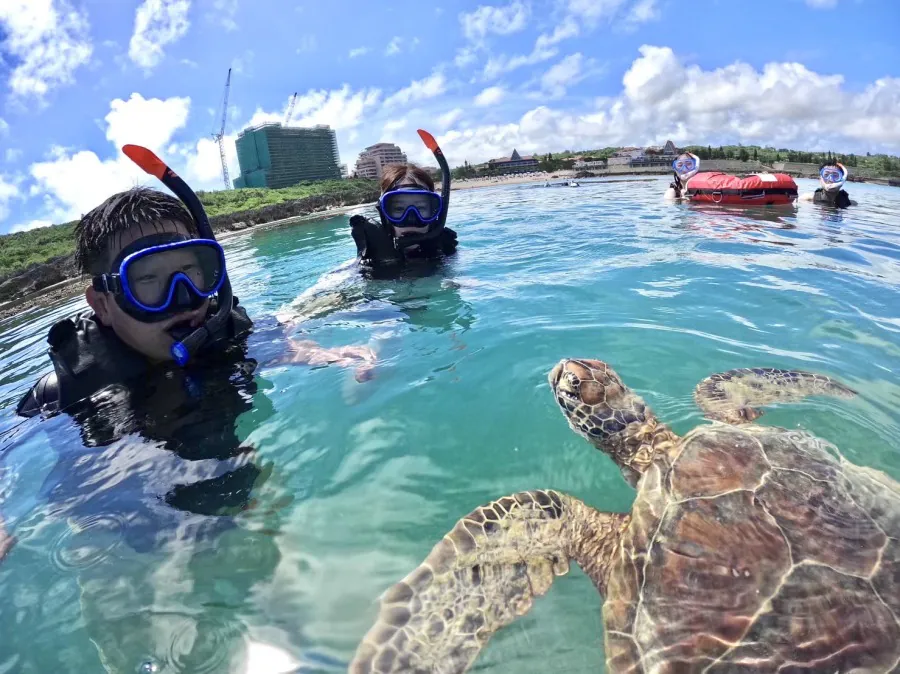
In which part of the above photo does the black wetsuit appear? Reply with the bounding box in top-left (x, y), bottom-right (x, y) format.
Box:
top-left (16, 298), bottom-right (253, 418)
top-left (349, 215), bottom-right (457, 267)
top-left (813, 188), bottom-right (852, 208)
top-left (10, 299), bottom-right (276, 550)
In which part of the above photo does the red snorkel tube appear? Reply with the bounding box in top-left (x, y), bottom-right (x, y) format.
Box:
top-left (121, 144), bottom-right (234, 367)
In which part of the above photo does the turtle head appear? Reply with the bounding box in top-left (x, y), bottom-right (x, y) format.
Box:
top-left (549, 359), bottom-right (675, 483)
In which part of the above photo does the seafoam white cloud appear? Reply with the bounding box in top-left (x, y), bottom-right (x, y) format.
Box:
top-left (129, 0), bottom-right (191, 71)
top-left (541, 53), bottom-right (584, 98)
top-left (0, 118), bottom-right (8, 135)
top-left (383, 72), bottom-right (446, 108)
top-left (805, 0), bottom-right (838, 7)
top-left (349, 46), bottom-right (369, 58)
top-left (460, 1), bottom-right (530, 41)
top-left (385, 37), bottom-right (402, 56)
top-left (434, 44), bottom-right (900, 167)
top-left (437, 108), bottom-right (464, 129)
top-left (483, 45), bottom-right (557, 80)
top-left (0, 175), bottom-right (20, 223)
top-left (275, 85), bottom-right (382, 129)
top-left (5, 149), bottom-right (23, 163)
top-left (0, 0), bottom-right (93, 99)
top-left (105, 93), bottom-right (191, 152)
top-left (211, 0), bottom-right (238, 31)
top-left (474, 86), bottom-right (506, 107)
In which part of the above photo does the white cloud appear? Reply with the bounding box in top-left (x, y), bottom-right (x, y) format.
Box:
top-left (296, 34), bottom-right (317, 53)
top-left (128, 0), bottom-right (191, 72)
top-left (27, 94), bottom-right (196, 223)
top-left (385, 37), bottom-right (402, 56)
top-left (566, 0), bottom-right (627, 23)
top-left (432, 45), bottom-right (900, 167)
top-left (0, 0), bottom-right (93, 99)
top-left (180, 58), bottom-right (199, 68)
top-left (0, 118), bottom-right (8, 135)
top-left (231, 49), bottom-right (254, 75)
top-left (460, 1), bottom-right (530, 41)
top-left (383, 72), bottom-right (446, 108)
top-left (349, 46), bottom-right (369, 58)
top-left (212, 0), bottom-right (238, 31)
top-left (11, 219), bottom-right (53, 233)
top-left (104, 93), bottom-right (191, 152)
top-left (0, 175), bottom-right (19, 222)
top-left (627, 0), bottom-right (659, 24)
top-left (483, 45), bottom-right (557, 80)
top-left (541, 53), bottom-right (584, 98)
top-left (474, 86), bottom-right (506, 106)
top-left (437, 108), bottom-right (464, 128)
top-left (535, 17), bottom-right (580, 49)
top-left (383, 118), bottom-right (407, 132)
top-left (6, 149), bottom-right (23, 163)
top-left (455, 46), bottom-right (479, 68)
top-left (806, 0), bottom-right (838, 7)
top-left (254, 85), bottom-right (382, 130)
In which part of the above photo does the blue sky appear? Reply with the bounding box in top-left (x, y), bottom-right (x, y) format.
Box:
top-left (1, 0), bottom-right (898, 234)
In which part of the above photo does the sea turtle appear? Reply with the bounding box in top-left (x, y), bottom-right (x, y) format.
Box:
top-left (349, 359), bottom-right (900, 673)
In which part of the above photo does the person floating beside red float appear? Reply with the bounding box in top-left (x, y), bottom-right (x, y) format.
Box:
top-left (665, 152), bottom-right (798, 206)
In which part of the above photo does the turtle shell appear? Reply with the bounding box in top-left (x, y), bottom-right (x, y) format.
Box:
top-left (603, 423), bottom-right (900, 673)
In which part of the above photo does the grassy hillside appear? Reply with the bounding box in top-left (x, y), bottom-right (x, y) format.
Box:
top-left (0, 179), bottom-right (378, 282)
top-left (0, 221), bottom-right (77, 280)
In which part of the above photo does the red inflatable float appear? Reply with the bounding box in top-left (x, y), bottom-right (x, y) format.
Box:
top-left (685, 172), bottom-right (798, 206)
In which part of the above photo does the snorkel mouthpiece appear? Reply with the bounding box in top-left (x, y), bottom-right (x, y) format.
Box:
top-left (122, 144), bottom-right (233, 367)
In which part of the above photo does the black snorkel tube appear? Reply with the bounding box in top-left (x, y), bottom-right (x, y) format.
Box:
top-left (418, 128), bottom-right (451, 232)
top-left (122, 144), bottom-right (233, 367)
top-left (382, 129), bottom-right (452, 252)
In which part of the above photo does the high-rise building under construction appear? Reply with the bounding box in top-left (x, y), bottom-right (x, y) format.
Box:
top-left (232, 123), bottom-right (341, 189)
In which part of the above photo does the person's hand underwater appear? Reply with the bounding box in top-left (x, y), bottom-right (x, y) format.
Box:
top-left (282, 339), bottom-right (377, 382)
top-left (0, 516), bottom-right (15, 563)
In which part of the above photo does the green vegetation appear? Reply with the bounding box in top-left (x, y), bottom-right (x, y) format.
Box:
top-left (0, 221), bottom-right (77, 280)
top-left (0, 179), bottom-right (379, 282)
top-left (197, 178), bottom-right (377, 217)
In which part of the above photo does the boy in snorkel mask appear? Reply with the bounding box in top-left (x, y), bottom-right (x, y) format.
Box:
top-left (349, 130), bottom-right (457, 269)
top-left (16, 146), bottom-right (375, 419)
top-left (801, 161), bottom-right (856, 208)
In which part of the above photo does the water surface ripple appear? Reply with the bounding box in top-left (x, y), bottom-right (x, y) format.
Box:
top-left (1, 176), bottom-right (899, 672)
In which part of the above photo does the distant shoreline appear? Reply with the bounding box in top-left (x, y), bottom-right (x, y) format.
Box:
top-left (0, 202), bottom-right (374, 322)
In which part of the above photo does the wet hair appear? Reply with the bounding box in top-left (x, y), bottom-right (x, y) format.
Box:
top-left (75, 187), bottom-right (196, 274)
top-left (379, 164), bottom-right (435, 193)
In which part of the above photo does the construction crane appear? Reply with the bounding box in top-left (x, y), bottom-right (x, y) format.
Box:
top-left (284, 92), bottom-right (298, 126)
top-left (212, 67), bottom-right (232, 189)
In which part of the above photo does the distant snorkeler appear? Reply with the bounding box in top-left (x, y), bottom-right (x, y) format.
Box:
top-left (349, 129), bottom-right (458, 270)
top-left (800, 161), bottom-right (856, 208)
top-left (664, 152), bottom-right (700, 200)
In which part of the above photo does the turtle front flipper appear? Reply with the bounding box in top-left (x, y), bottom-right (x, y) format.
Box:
top-left (350, 489), bottom-right (628, 674)
top-left (694, 367), bottom-right (857, 424)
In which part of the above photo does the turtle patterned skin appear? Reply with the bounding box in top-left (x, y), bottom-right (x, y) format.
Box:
top-left (350, 359), bottom-right (900, 674)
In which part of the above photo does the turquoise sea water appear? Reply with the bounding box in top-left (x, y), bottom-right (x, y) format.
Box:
top-left (1, 176), bottom-right (899, 673)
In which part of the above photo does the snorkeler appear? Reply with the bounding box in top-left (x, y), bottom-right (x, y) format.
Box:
top-left (349, 129), bottom-right (457, 268)
top-left (15, 146), bottom-right (375, 419)
top-left (664, 152), bottom-right (700, 200)
top-left (801, 161), bottom-right (856, 208)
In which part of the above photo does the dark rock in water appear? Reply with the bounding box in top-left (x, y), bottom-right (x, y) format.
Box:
top-left (229, 221), bottom-right (250, 231)
top-left (0, 253), bottom-right (78, 305)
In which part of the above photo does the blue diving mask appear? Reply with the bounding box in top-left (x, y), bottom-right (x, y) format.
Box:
top-left (819, 163), bottom-right (847, 191)
top-left (673, 153), bottom-right (699, 182)
top-left (92, 234), bottom-right (227, 322)
top-left (378, 188), bottom-right (444, 225)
